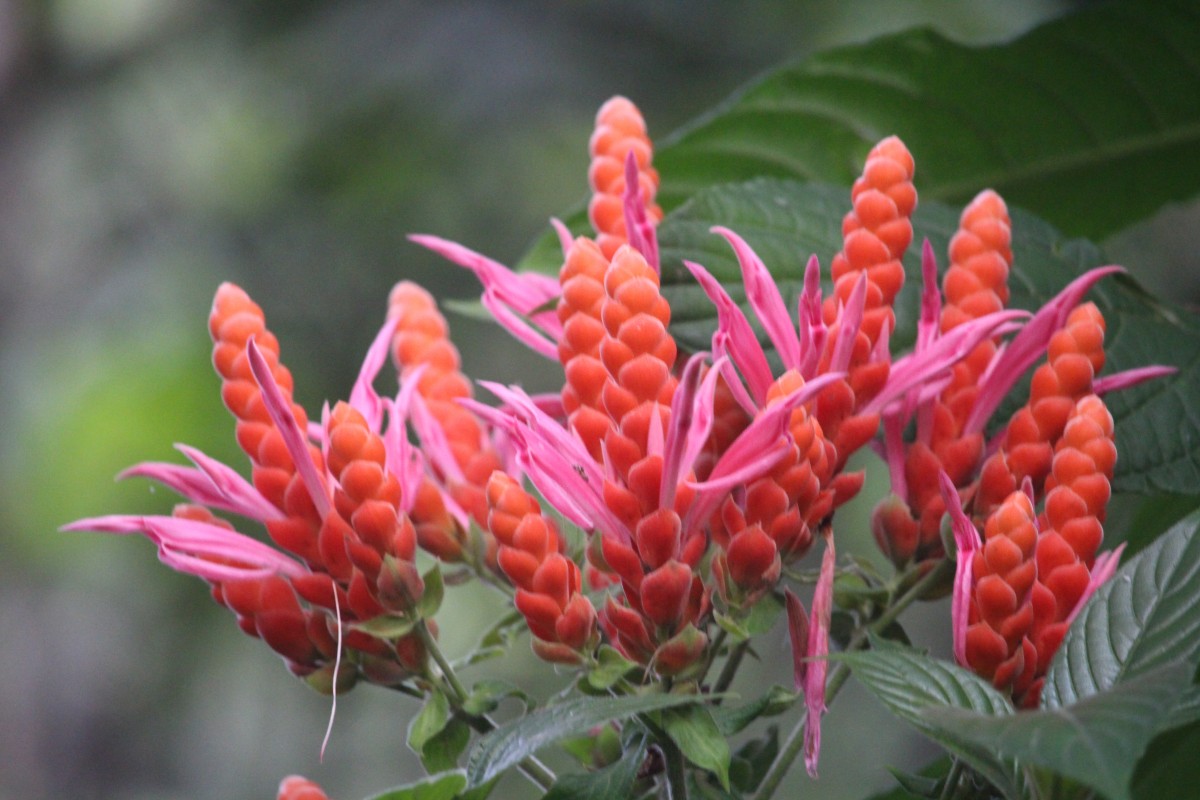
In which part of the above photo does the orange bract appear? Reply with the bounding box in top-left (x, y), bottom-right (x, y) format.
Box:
top-left (588, 96), bottom-right (662, 259)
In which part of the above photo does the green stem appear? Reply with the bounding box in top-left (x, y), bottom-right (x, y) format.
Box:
top-left (713, 640), bottom-right (749, 695)
top-left (415, 620), bottom-right (557, 791)
top-left (753, 559), bottom-right (954, 800)
top-left (938, 757), bottom-right (965, 800)
top-left (661, 736), bottom-right (690, 800)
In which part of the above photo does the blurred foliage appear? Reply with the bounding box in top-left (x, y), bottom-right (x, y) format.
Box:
top-left (8, 2), bottom-right (1198, 800)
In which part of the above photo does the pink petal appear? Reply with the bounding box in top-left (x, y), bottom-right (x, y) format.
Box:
top-left (409, 393), bottom-right (466, 484)
top-left (865, 310), bottom-right (1027, 417)
top-left (713, 226), bottom-right (802, 370)
top-left (550, 218), bottom-right (574, 258)
top-left (481, 290), bottom-right (559, 360)
top-left (684, 259), bottom-right (774, 405)
top-left (828, 274), bottom-right (868, 374)
top-left (965, 266), bottom-right (1122, 435)
top-left (349, 316), bottom-right (399, 432)
top-left (1093, 365), bottom-right (1177, 395)
top-left (408, 234), bottom-right (560, 319)
top-left (247, 338), bottom-right (331, 520)
top-left (798, 255), bottom-right (827, 379)
top-left (64, 514), bottom-right (306, 581)
top-left (685, 372), bottom-right (843, 531)
top-left (660, 353), bottom-right (715, 508)
top-left (622, 151), bottom-right (659, 273)
top-left (804, 532), bottom-right (836, 778)
top-left (785, 588), bottom-right (810, 689)
top-left (1066, 544), bottom-right (1126, 626)
top-left (938, 471), bottom-right (982, 667)
top-left (916, 240), bottom-right (941, 355)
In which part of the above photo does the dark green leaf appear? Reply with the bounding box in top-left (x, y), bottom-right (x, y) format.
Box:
top-left (362, 770), bottom-right (467, 800)
top-left (1043, 510), bottom-right (1200, 707)
top-left (923, 661), bottom-right (1192, 800)
top-left (522, 0), bottom-right (1200, 275)
top-left (862, 757), bottom-right (953, 800)
top-left (661, 704), bottom-right (731, 790)
top-left (656, 178), bottom-right (1200, 495)
top-left (408, 690), bottom-right (450, 756)
top-left (466, 692), bottom-right (720, 787)
top-left (834, 646), bottom-right (1022, 799)
top-left (729, 726), bottom-right (779, 793)
top-left (420, 718), bottom-right (471, 774)
top-left (1131, 720), bottom-right (1200, 800)
top-left (417, 564), bottom-right (444, 619)
top-left (710, 685), bottom-right (798, 736)
top-left (543, 735), bottom-right (647, 800)
top-left (586, 645), bottom-right (638, 691)
top-left (462, 680), bottom-right (530, 717)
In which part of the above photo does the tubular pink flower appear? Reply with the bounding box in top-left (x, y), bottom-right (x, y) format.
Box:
top-left (964, 266), bottom-right (1123, 435)
top-left (1093, 365), bottom-right (1178, 395)
top-left (348, 315), bottom-right (399, 433)
top-left (938, 471), bottom-right (983, 667)
top-left (804, 531), bottom-right (836, 778)
top-left (409, 233), bottom-right (562, 357)
top-left (246, 337), bottom-right (331, 520)
top-left (684, 259), bottom-right (774, 405)
top-left (827, 274), bottom-right (869, 374)
top-left (120, 444), bottom-right (284, 523)
top-left (1066, 543), bottom-right (1126, 626)
top-left (660, 354), bottom-right (721, 509)
top-left (798, 255), bottom-right (827, 379)
top-left (684, 372), bottom-right (844, 531)
top-left (623, 151), bottom-right (659, 272)
top-left (63, 514), bottom-right (307, 582)
top-left (713, 226), bottom-right (802, 370)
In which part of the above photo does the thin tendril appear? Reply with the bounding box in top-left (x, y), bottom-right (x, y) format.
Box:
top-left (320, 591), bottom-right (343, 762)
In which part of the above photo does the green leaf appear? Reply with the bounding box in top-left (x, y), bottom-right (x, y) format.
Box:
top-left (542, 735), bottom-right (648, 800)
top-left (417, 564), bottom-right (445, 619)
top-left (420, 718), bottom-right (471, 774)
top-left (353, 614), bottom-right (417, 639)
top-left (1043, 510), bottom-right (1200, 707)
top-left (834, 646), bottom-right (1022, 799)
top-left (462, 679), bottom-right (531, 717)
top-left (661, 704), bottom-right (731, 790)
top-left (587, 645), bottom-right (639, 691)
top-left (408, 690), bottom-right (451, 757)
top-left (466, 692), bottom-right (720, 787)
top-left (729, 726), bottom-right (779, 793)
top-left (655, 178), bottom-right (1200, 495)
top-left (1131, 720), bottom-right (1200, 800)
top-left (521, 0), bottom-right (1200, 275)
top-left (710, 685), bottom-right (798, 736)
top-left (362, 770), bottom-right (468, 800)
top-left (923, 661), bottom-right (1193, 800)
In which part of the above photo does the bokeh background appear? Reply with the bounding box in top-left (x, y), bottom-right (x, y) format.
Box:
top-left (4, 2), bottom-right (1197, 799)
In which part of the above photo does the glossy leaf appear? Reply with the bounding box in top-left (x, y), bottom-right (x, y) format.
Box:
top-left (363, 770), bottom-right (467, 800)
top-left (1043, 510), bottom-right (1200, 707)
top-left (834, 646), bottom-right (1022, 799)
top-left (520, 0), bottom-right (1200, 273)
top-left (542, 735), bottom-right (647, 800)
top-left (661, 704), bottom-right (731, 790)
top-left (923, 662), bottom-right (1192, 800)
top-left (655, 178), bottom-right (1200, 495)
top-left (407, 690), bottom-right (451, 757)
top-left (466, 692), bottom-right (719, 787)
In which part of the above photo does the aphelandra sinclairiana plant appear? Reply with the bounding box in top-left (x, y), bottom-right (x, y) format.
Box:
top-left (66, 95), bottom-right (1172, 800)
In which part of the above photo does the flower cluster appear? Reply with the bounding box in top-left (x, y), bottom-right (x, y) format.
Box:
top-left (66, 95), bottom-right (1171, 797)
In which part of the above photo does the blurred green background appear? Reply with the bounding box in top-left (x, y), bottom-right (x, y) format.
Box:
top-left (5, 2), bottom-right (1196, 799)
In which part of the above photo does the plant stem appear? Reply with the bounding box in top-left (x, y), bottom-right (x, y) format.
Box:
top-left (660, 737), bottom-right (690, 800)
top-left (752, 559), bottom-right (953, 800)
top-left (415, 620), bottom-right (557, 791)
top-left (713, 640), bottom-right (749, 695)
top-left (938, 757), bottom-right (964, 800)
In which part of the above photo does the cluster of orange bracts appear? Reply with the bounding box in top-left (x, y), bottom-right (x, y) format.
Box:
top-left (69, 96), bottom-right (1168, 799)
